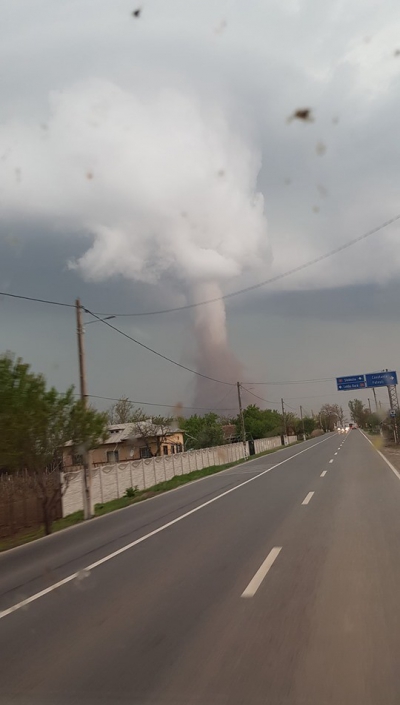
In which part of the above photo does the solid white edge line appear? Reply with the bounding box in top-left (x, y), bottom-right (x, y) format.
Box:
top-left (302, 491), bottom-right (315, 505)
top-left (360, 430), bottom-right (400, 481)
top-left (320, 471), bottom-right (327, 477)
top-left (0, 435), bottom-right (334, 620)
top-left (241, 547), bottom-right (282, 598)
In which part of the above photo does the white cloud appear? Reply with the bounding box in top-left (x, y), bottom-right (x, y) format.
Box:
top-left (1, 0), bottom-right (400, 296)
top-left (0, 80), bottom-right (268, 287)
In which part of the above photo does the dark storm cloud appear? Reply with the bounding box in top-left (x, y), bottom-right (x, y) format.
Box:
top-left (228, 281), bottom-right (400, 324)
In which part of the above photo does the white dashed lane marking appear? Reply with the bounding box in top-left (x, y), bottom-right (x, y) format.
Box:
top-left (302, 491), bottom-right (315, 505)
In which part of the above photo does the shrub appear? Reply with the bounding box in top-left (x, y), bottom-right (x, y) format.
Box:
top-left (125, 486), bottom-right (138, 498)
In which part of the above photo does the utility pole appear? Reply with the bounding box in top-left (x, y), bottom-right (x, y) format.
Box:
top-left (372, 388), bottom-right (378, 413)
top-left (384, 369), bottom-right (399, 444)
top-left (300, 405), bottom-right (306, 441)
top-left (281, 398), bottom-right (287, 444)
top-left (368, 398), bottom-right (372, 414)
top-left (75, 298), bottom-right (93, 519)
top-left (237, 382), bottom-right (248, 458)
top-left (387, 384), bottom-right (399, 444)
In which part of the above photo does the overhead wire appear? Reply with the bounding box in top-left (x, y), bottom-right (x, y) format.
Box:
top-left (2, 212), bottom-right (398, 317)
top-left (0, 291), bottom-right (75, 308)
top-left (211, 386), bottom-right (237, 412)
top-left (3, 213), bottom-right (399, 394)
top-left (283, 401), bottom-right (298, 411)
top-left (84, 394), bottom-right (237, 412)
top-left (247, 377), bottom-right (335, 385)
top-left (82, 307), bottom-right (235, 387)
top-left (0, 291), bottom-right (345, 389)
top-left (240, 385), bottom-right (279, 406)
top-left (88, 213), bottom-right (400, 316)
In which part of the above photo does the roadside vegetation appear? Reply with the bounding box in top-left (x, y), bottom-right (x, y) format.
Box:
top-left (0, 353), bottom-right (108, 536)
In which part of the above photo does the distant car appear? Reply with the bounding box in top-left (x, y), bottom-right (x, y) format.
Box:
top-left (344, 425), bottom-right (350, 432)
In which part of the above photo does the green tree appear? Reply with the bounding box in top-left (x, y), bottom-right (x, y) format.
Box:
top-left (348, 399), bottom-right (367, 427)
top-left (0, 353), bottom-right (108, 534)
top-left (365, 412), bottom-right (381, 433)
top-left (302, 416), bottom-right (316, 437)
top-left (179, 413), bottom-right (225, 449)
top-left (237, 405), bottom-right (282, 440)
top-left (284, 412), bottom-right (300, 436)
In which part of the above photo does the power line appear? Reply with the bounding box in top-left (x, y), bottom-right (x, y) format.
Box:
top-left (240, 385), bottom-right (279, 406)
top-left (247, 377), bottom-right (335, 385)
top-left (85, 394), bottom-right (237, 411)
top-left (0, 290), bottom-right (362, 393)
top-left (0, 291), bottom-right (343, 390)
top-left (0, 291), bottom-right (75, 308)
top-left (241, 386), bottom-right (299, 412)
top-left (283, 401), bottom-right (298, 411)
top-left (91, 213), bottom-right (400, 316)
top-left (284, 392), bottom-right (350, 399)
top-left (83, 307), bottom-right (235, 387)
top-left (2, 212), bottom-right (399, 318)
top-left (211, 386), bottom-right (236, 412)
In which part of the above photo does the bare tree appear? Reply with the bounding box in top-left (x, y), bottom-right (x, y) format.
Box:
top-left (108, 397), bottom-right (134, 424)
top-left (132, 415), bottom-right (174, 457)
top-left (319, 403), bottom-right (344, 431)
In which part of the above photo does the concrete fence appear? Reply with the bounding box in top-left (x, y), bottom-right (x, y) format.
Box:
top-left (62, 435), bottom-right (297, 517)
top-left (253, 435), bottom-right (297, 454)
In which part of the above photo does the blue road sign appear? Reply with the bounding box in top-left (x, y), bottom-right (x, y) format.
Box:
top-left (336, 375), bottom-right (366, 391)
top-left (365, 371), bottom-right (398, 388)
top-left (337, 382), bottom-right (367, 391)
top-left (390, 409), bottom-right (397, 418)
top-left (337, 375), bottom-right (365, 384)
top-left (337, 371), bottom-right (398, 391)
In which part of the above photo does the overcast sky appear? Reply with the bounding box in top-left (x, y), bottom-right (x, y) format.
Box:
top-left (1, 0), bottom-right (400, 418)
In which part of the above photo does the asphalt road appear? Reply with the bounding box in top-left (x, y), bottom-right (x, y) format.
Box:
top-left (1, 431), bottom-right (400, 704)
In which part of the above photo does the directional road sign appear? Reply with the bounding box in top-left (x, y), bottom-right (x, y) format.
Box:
top-left (336, 375), bottom-right (366, 391)
top-left (365, 371), bottom-right (398, 388)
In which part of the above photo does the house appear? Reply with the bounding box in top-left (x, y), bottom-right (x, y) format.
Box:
top-left (222, 424), bottom-right (239, 443)
top-left (65, 421), bottom-right (184, 466)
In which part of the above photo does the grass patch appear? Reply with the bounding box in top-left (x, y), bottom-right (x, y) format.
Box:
top-left (0, 440), bottom-right (302, 550)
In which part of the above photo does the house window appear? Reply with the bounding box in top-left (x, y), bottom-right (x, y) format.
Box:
top-left (162, 445), bottom-right (169, 455)
top-left (176, 443), bottom-right (183, 453)
top-left (171, 445), bottom-right (175, 454)
top-left (106, 450), bottom-right (119, 463)
top-left (72, 453), bottom-right (83, 466)
top-left (140, 447), bottom-right (152, 459)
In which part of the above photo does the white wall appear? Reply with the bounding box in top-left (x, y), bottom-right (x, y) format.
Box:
top-left (62, 435), bottom-right (296, 517)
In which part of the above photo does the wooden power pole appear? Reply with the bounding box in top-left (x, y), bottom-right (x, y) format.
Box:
top-left (75, 299), bottom-right (93, 519)
top-left (281, 398), bottom-right (287, 443)
top-left (237, 382), bottom-right (248, 458)
top-left (300, 405), bottom-right (306, 441)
